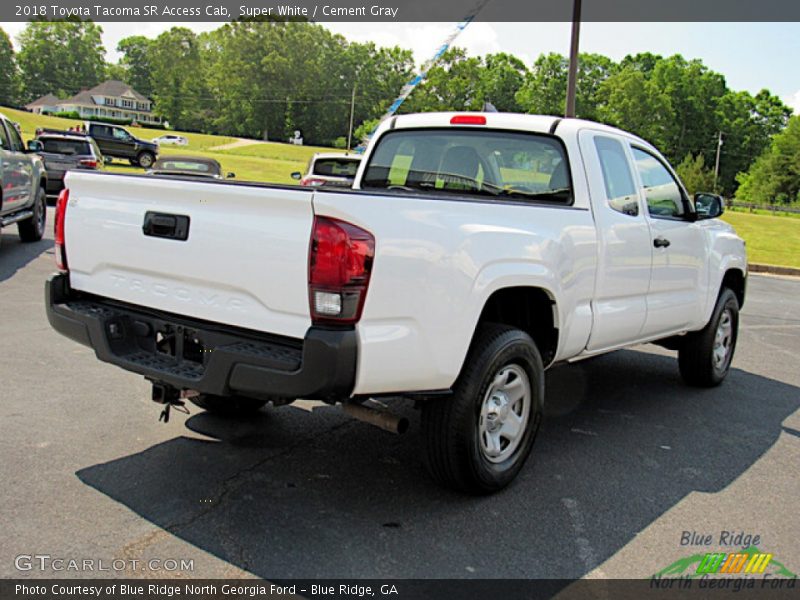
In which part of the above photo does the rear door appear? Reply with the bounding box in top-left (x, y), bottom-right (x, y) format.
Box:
top-left (629, 145), bottom-right (708, 336)
top-left (63, 172), bottom-right (316, 339)
top-left (579, 130), bottom-right (652, 351)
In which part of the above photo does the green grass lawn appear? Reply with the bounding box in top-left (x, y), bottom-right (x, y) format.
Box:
top-left (722, 211), bottom-right (800, 268)
top-left (0, 105), bottom-right (338, 184)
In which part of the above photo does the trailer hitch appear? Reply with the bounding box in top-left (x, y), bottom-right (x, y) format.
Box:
top-left (151, 382), bottom-right (190, 423)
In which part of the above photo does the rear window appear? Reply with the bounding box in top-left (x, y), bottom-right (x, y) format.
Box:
top-left (157, 160), bottom-right (212, 173)
top-left (41, 138), bottom-right (91, 155)
top-left (362, 128), bottom-right (572, 204)
top-left (312, 158), bottom-right (360, 178)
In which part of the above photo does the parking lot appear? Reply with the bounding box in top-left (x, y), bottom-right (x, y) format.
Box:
top-left (1, 208), bottom-right (798, 581)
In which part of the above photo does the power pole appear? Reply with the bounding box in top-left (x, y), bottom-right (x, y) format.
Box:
top-left (347, 82), bottom-right (356, 151)
top-left (714, 131), bottom-right (724, 192)
top-left (565, 0), bottom-right (582, 118)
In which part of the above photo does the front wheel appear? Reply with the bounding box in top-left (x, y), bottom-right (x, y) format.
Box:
top-left (421, 324), bottom-right (544, 494)
top-left (136, 151), bottom-right (155, 169)
top-left (678, 288), bottom-right (740, 387)
top-left (18, 186), bottom-right (46, 243)
top-left (189, 394), bottom-right (266, 416)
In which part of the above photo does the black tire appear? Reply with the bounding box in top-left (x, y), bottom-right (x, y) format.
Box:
top-left (18, 185), bottom-right (46, 243)
top-left (136, 151), bottom-right (155, 169)
top-left (189, 394), bottom-right (266, 416)
top-left (421, 323), bottom-right (544, 494)
top-left (678, 288), bottom-right (739, 387)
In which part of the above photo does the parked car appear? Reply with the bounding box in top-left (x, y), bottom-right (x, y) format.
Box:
top-left (28, 132), bottom-right (104, 200)
top-left (46, 112), bottom-right (747, 493)
top-left (0, 112), bottom-right (48, 246)
top-left (152, 134), bottom-right (188, 146)
top-left (146, 156), bottom-right (234, 179)
top-left (292, 153), bottom-right (362, 187)
top-left (39, 122), bottom-right (158, 168)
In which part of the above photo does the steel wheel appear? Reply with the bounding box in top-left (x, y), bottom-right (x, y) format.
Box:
top-left (478, 364), bottom-right (531, 464)
top-left (712, 308), bottom-right (733, 369)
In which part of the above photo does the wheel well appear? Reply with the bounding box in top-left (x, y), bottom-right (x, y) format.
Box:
top-left (477, 287), bottom-right (559, 365)
top-left (722, 269), bottom-right (745, 308)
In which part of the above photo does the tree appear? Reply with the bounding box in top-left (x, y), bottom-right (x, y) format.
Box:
top-left (480, 53), bottom-right (527, 112)
top-left (0, 27), bottom-right (18, 105)
top-left (116, 36), bottom-right (154, 98)
top-left (736, 116), bottom-right (800, 205)
top-left (515, 52), bottom-right (614, 119)
top-left (596, 66), bottom-right (673, 151)
top-left (17, 21), bottom-right (106, 101)
top-left (675, 153), bottom-right (715, 196)
top-left (404, 48), bottom-right (485, 113)
top-left (148, 27), bottom-right (209, 131)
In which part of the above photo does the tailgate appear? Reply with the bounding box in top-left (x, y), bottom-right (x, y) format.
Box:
top-left (63, 172), bottom-right (315, 339)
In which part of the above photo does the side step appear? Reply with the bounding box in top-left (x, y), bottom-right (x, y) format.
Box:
top-left (0, 210), bottom-right (34, 227)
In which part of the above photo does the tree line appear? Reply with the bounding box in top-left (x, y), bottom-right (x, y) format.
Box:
top-left (0, 20), bottom-right (796, 200)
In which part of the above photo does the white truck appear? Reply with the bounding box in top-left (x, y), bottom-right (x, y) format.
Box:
top-left (46, 112), bottom-right (747, 493)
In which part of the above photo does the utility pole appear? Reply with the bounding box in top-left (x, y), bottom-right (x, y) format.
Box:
top-left (347, 82), bottom-right (356, 151)
top-left (714, 131), bottom-right (724, 192)
top-left (565, 0), bottom-right (582, 118)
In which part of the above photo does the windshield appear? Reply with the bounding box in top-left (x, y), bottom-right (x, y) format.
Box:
top-left (362, 128), bottom-right (572, 204)
top-left (40, 138), bottom-right (91, 155)
top-left (312, 158), bottom-right (360, 178)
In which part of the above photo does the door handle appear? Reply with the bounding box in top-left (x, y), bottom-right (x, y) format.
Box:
top-left (142, 211), bottom-right (190, 241)
top-left (653, 236), bottom-right (671, 248)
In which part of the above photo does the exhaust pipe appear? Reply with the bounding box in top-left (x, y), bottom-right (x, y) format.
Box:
top-left (342, 401), bottom-right (409, 435)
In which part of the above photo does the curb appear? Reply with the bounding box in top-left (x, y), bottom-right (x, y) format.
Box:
top-left (749, 263), bottom-right (800, 277)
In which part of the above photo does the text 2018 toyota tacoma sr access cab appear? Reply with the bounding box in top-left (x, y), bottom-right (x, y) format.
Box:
top-left (46, 113), bottom-right (747, 493)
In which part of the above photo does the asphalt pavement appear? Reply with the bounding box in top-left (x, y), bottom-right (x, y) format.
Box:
top-left (1, 208), bottom-right (798, 582)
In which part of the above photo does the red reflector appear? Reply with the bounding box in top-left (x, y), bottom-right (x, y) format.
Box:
top-left (79, 159), bottom-right (98, 168)
top-left (54, 188), bottom-right (69, 272)
top-left (309, 216), bottom-right (375, 325)
top-left (450, 115), bottom-right (486, 125)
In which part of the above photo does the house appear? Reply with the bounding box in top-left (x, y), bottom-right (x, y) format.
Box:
top-left (25, 80), bottom-right (161, 124)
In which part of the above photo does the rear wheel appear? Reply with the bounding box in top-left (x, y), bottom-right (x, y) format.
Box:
top-left (421, 324), bottom-right (544, 494)
top-left (678, 288), bottom-right (739, 387)
top-left (136, 151), bottom-right (155, 169)
top-left (18, 186), bottom-right (46, 243)
top-left (189, 394), bottom-right (266, 416)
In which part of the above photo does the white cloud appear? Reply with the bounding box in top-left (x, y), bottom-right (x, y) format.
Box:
top-left (785, 90), bottom-right (800, 115)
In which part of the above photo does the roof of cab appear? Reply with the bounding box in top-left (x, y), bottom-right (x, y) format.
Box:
top-left (382, 111), bottom-right (652, 149)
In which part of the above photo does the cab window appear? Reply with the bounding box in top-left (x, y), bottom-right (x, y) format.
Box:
top-left (0, 122), bottom-right (10, 150)
top-left (363, 128), bottom-right (572, 205)
top-left (631, 147), bottom-right (686, 218)
top-left (6, 123), bottom-right (23, 152)
top-left (593, 136), bottom-right (639, 216)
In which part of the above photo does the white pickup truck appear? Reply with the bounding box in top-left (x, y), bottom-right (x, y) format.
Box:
top-left (46, 112), bottom-right (747, 493)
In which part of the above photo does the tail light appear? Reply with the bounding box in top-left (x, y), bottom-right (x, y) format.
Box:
top-left (309, 216), bottom-right (374, 325)
top-left (54, 188), bottom-right (69, 272)
top-left (301, 177), bottom-right (327, 187)
top-left (79, 159), bottom-right (98, 169)
top-left (450, 114), bottom-right (486, 125)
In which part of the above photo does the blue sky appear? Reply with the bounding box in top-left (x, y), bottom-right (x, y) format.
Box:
top-left (2, 21), bottom-right (798, 112)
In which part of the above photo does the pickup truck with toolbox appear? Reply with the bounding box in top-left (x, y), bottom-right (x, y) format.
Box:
top-left (46, 112), bottom-right (747, 493)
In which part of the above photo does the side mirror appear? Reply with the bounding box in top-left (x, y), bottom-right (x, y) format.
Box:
top-left (226, 172), bottom-right (236, 179)
top-left (104, 156), bottom-right (113, 165)
top-left (291, 171), bottom-right (302, 180)
top-left (27, 140), bottom-right (43, 152)
top-left (694, 192), bottom-right (724, 219)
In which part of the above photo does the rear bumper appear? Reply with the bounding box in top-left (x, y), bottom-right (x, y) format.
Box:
top-left (45, 273), bottom-right (357, 401)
